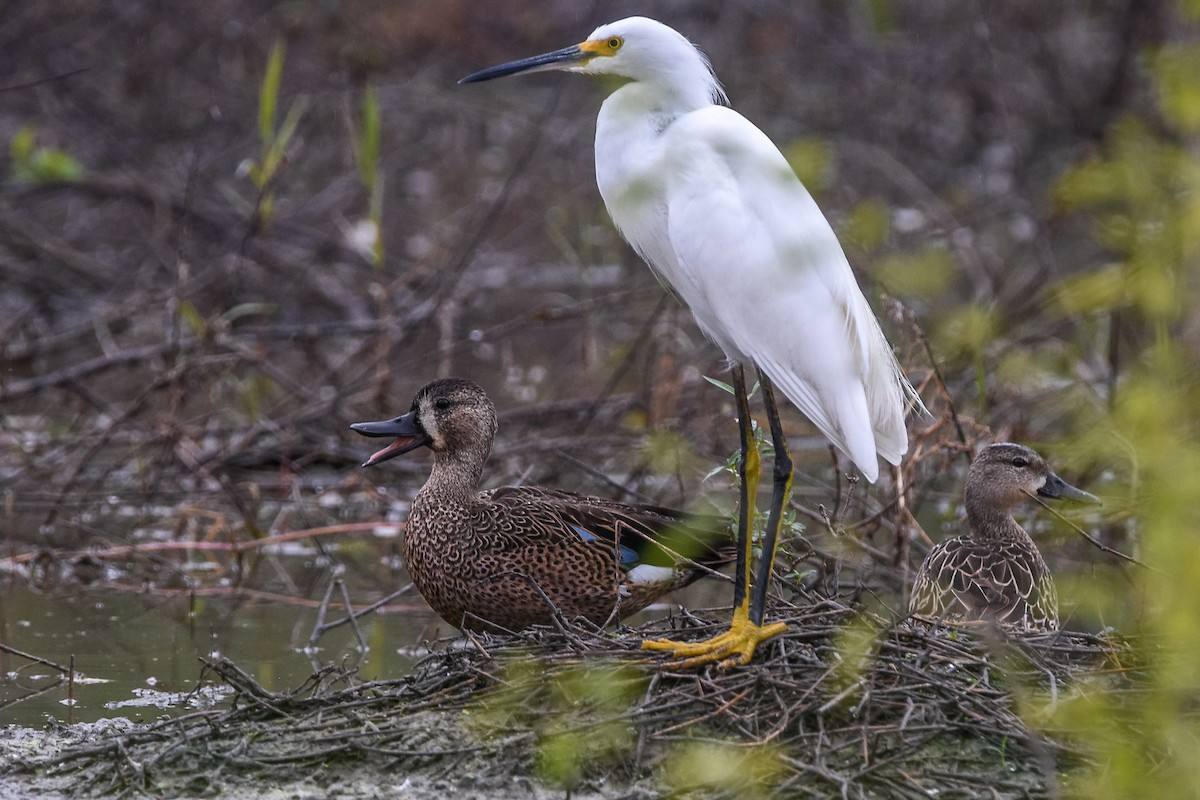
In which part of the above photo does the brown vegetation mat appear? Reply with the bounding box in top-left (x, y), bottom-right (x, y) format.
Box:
top-left (8, 596), bottom-right (1132, 799)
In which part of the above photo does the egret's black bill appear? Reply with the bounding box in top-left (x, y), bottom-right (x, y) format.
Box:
top-left (459, 44), bottom-right (586, 84)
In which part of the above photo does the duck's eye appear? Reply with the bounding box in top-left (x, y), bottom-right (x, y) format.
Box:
top-left (1011, 456), bottom-right (1028, 468)
top-left (607, 36), bottom-right (623, 51)
top-left (434, 398), bottom-right (451, 410)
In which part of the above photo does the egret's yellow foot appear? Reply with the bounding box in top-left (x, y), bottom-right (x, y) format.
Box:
top-left (642, 611), bottom-right (787, 669)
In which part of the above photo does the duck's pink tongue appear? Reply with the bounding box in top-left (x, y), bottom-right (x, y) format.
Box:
top-left (363, 436), bottom-right (424, 467)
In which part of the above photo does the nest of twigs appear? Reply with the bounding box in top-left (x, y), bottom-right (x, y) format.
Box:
top-left (8, 594), bottom-right (1132, 799)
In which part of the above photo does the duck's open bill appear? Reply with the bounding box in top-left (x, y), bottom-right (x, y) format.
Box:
top-left (350, 411), bottom-right (429, 467)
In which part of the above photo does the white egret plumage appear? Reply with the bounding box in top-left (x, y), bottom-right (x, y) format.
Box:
top-left (462, 17), bottom-right (917, 666)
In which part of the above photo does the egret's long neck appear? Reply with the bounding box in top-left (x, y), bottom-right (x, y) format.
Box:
top-left (595, 82), bottom-right (700, 214)
top-left (599, 76), bottom-right (713, 134)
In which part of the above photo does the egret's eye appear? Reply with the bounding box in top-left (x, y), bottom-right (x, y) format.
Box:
top-left (1012, 456), bottom-right (1028, 468)
top-left (607, 36), bottom-right (623, 51)
top-left (434, 398), bottom-right (451, 410)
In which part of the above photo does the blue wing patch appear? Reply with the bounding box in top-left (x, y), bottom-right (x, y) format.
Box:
top-left (572, 525), bottom-right (640, 567)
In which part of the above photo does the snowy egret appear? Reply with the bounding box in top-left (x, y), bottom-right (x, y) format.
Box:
top-left (909, 443), bottom-right (1100, 630)
top-left (461, 17), bottom-right (916, 666)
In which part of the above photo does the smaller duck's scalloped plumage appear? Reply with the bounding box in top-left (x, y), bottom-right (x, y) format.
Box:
top-left (908, 443), bottom-right (1099, 631)
top-left (352, 378), bottom-right (736, 633)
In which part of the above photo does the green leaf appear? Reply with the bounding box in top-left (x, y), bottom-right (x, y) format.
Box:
top-left (832, 616), bottom-right (883, 690)
top-left (30, 150), bottom-right (84, 182)
top-left (1150, 44), bottom-right (1200, 135)
top-left (257, 194), bottom-right (274, 228)
top-left (536, 730), bottom-right (584, 788)
top-left (1053, 265), bottom-right (1126, 316)
top-left (662, 740), bottom-right (784, 798)
top-left (640, 429), bottom-right (695, 475)
top-left (841, 199), bottom-right (891, 254)
top-left (864, 0), bottom-right (897, 32)
top-left (10, 127), bottom-right (35, 162)
top-left (9, 127), bottom-right (84, 184)
top-left (178, 300), bottom-right (206, 337)
top-left (220, 302), bottom-right (276, 324)
top-left (260, 96), bottom-right (309, 182)
top-left (875, 246), bottom-right (956, 299)
top-left (783, 136), bottom-right (833, 194)
top-left (1054, 159), bottom-right (1123, 210)
top-left (932, 303), bottom-right (1000, 363)
top-left (703, 374), bottom-right (734, 394)
top-left (259, 39), bottom-right (286, 144)
top-left (355, 85), bottom-right (381, 189)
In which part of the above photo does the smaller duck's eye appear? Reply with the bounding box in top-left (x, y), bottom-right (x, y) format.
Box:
top-left (434, 398), bottom-right (451, 410)
top-left (1012, 456), bottom-right (1028, 468)
top-left (607, 36), bottom-right (623, 50)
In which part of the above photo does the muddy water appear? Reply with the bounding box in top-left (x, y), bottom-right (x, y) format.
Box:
top-left (0, 573), bottom-right (443, 728)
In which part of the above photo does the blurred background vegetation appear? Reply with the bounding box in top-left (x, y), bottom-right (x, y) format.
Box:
top-left (1, 0), bottom-right (1199, 795)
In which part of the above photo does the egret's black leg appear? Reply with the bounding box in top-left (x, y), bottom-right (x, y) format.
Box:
top-left (749, 370), bottom-right (793, 626)
top-left (730, 363), bottom-right (757, 618)
top-left (641, 363), bottom-right (786, 667)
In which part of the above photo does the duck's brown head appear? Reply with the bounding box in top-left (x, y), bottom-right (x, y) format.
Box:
top-left (965, 443), bottom-right (1099, 512)
top-left (351, 378), bottom-right (498, 467)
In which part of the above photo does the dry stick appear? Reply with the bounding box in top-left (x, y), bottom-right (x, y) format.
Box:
top-left (335, 575), bottom-right (368, 653)
top-left (552, 449), bottom-right (661, 505)
top-left (1026, 491), bottom-right (1158, 573)
top-left (0, 290), bottom-right (163, 364)
top-left (0, 642), bottom-right (71, 673)
top-left (0, 66), bottom-right (90, 93)
top-left (35, 174), bottom-right (370, 275)
top-left (914, 325), bottom-right (972, 461)
top-left (654, 686), bottom-right (753, 736)
top-left (632, 669), bottom-right (661, 769)
top-left (58, 519), bottom-right (196, 589)
top-left (314, 582), bottom-right (415, 638)
top-left (306, 567), bottom-right (346, 664)
top-left (68, 655), bottom-right (76, 725)
top-left (0, 339), bottom-right (203, 402)
top-left (0, 678), bottom-right (68, 713)
top-left (0, 206), bottom-right (114, 291)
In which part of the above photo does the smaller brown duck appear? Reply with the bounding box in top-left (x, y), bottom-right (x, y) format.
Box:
top-left (351, 378), bottom-right (736, 633)
top-left (909, 443), bottom-right (1100, 630)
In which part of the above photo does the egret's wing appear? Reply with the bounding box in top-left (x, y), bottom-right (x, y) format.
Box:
top-left (660, 106), bottom-right (910, 477)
